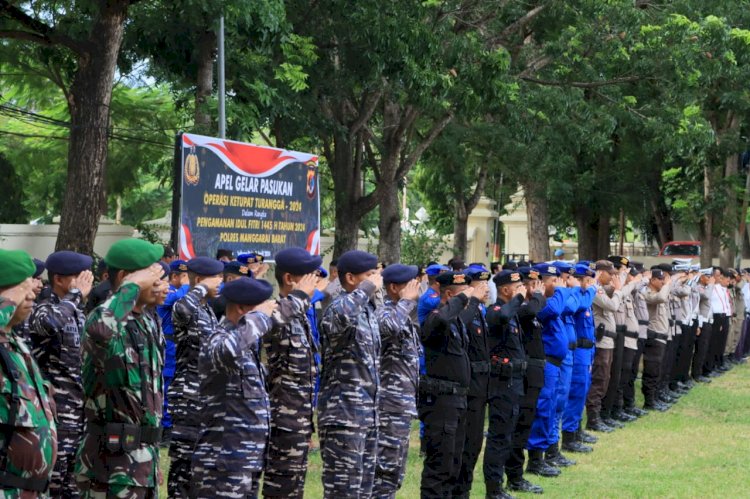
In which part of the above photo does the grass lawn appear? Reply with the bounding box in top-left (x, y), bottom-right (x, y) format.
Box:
top-left (159, 362), bottom-right (750, 498)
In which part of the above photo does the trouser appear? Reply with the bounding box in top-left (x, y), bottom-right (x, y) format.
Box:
top-left (624, 338), bottom-right (645, 408)
top-left (483, 378), bottom-right (522, 492)
top-left (562, 347), bottom-right (594, 433)
top-left (192, 470), bottom-right (261, 498)
top-left (79, 483), bottom-right (156, 499)
top-left (614, 348), bottom-right (636, 410)
top-left (262, 426), bottom-right (312, 498)
top-left (706, 314), bottom-right (729, 372)
top-left (726, 315), bottom-right (743, 356)
top-left (527, 361), bottom-right (561, 451)
top-left (163, 374), bottom-right (174, 430)
top-left (674, 323), bottom-right (697, 382)
top-left (168, 426), bottom-right (199, 498)
top-left (454, 393), bottom-right (488, 496)
top-left (51, 428), bottom-right (82, 498)
top-left (585, 348), bottom-right (613, 415)
top-left (419, 393), bottom-right (467, 499)
top-left (735, 316), bottom-right (750, 359)
top-left (641, 339), bottom-right (666, 404)
top-left (551, 351), bottom-right (573, 444)
top-left (319, 424), bottom-right (377, 499)
top-left (692, 321), bottom-right (713, 378)
top-left (506, 367), bottom-right (545, 481)
top-left (660, 336), bottom-right (679, 389)
top-left (602, 332), bottom-right (625, 415)
top-left (373, 411), bottom-right (412, 499)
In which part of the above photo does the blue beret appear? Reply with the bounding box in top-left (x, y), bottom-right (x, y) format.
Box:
top-left (425, 264), bottom-right (450, 276)
top-left (274, 247), bottom-right (323, 275)
top-left (223, 261), bottom-right (253, 277)
top-left (572, 264), bottom-right (595, 278)
top-left (382, 264), bottom-right (418, 284)
top-left (577, 260), bottom-right (595, 270)
top-left (436, 271), bottom-right (472, 286)
top-left (170, 259), bottom-right (188, 272)
top-left (554, 249), bottom-right (565, 257)
top-left (552, 261), bottom-right (573, 274)
top-left (187, 256), bottom-right (224, 276)
top-left (337, 250), bottom-right (378, 275)
top-left (318, 266), bottom-right (328, 278)
top-left (237, 253), bottom-right (264, 264)
top-left (533, 263), bottom-right (560, 277)
top-left (466, 265), bottom-right (491, 281)
top-left (158, 261), bottom-right (170, 279)
top-left (45, 251), bottom-right (92, 276)
top-left (32, 258), bottom-right (46, 278)
top-left (222, 277), bottom-right (274, 305)
top-left (493, 269), bottom-right (523, 286)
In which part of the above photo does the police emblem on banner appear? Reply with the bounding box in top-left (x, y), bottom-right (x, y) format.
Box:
top-left (184, 146), bottom-right (200, 186)
top-left (306, 161), bottom-right (317, 199)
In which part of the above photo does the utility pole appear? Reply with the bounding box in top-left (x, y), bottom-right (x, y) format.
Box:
top-left (218, 16), bottom-right (226, 139)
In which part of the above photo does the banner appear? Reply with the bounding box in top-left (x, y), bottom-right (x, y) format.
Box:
top-left (178, 133), bottom-right (320, 261)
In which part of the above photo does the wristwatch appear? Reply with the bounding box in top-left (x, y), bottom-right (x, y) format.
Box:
top-left (69, 288), bottom-right (82, 295)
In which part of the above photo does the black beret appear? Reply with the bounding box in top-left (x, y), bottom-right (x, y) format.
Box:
top-left (656, 263), bottom-right (674, 274)
top-left (222, 277), bottom-right (273, 305)
top-left (494, 270), bottom-right (523, 286)
top-left (32, 258), bottom-right (46, 278)
top-left (382, 264), bottom-right (418, 284)
top-left (45, 251), bottom-right (92, 276)
top-left (631, 261), bottom-right (645, 271)
top-left (337, 250), bottom-right (378, 275)
top-left (608, 255), bottom-right (630, 269)
top-left (275, 247), bottom-right (323, 275)
top-left (651, 269), bottom-right (666, 280)
top-left (466, 265), bottom-right (491, 281)
top-left (187, 256), bottom-right (224, 276)
top-left (502, 261), bottom-right (518, 270)
top-left (518, 267), bottom-right (540, 281)
top-left (223, 261), bottom-right (253, 277)
top-left (436, 271), bottom-right (472, 286)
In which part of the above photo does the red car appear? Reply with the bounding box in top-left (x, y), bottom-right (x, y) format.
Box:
top-left (658, 241), bottom-right (701, 257)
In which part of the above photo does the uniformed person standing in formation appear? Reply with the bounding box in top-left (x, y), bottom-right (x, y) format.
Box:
top-left (373, 264), bottom-right (421, 498)
top-left (0, 250), bottom-right (58, 496)
top-left (168, 256), bottom-right (223, 497)
top-left (76, 239), bottom-right (167, 498)
top-left (263, 247), bottom-right (321, 498)
top-left (318, 250), bottom-right (382, 498)
top-left (190, 277), bottom-right (277, 498)
top-left (30, 250), bottom-right (92, 497)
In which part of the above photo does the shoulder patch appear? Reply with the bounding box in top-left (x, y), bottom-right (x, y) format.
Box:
top-left (430, 292), bottom-right (438, 298)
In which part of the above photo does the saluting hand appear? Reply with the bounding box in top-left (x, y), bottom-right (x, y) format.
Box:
top-left (72, 270), bottom-right (94, 299)
top-left (293, 273), bottom-right (319, 297)
top-left (200, 275), bottom-right (223, 297)
top-left (366, 271), bottom-right (383, 290)
top-left (123, 264), bottom-right (162, 293)
top-left (255, 299), bottom-right (278, 317)
top-left (399, 279), bottom-right (421, 302)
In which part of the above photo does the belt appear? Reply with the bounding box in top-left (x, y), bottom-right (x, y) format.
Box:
top-left (668, 319), bottom-right (675, 326)
top-left (490, 359), bottom-right (528, 377)
top-left (646, 329), bottom-right (668, 341)
top-left (470, 360), bottom-right (491, 374)
top-left (576, 338), bottom-right (595, 349)
top-left (638, 320), bottom-right (649, 326)
top-left (526, 358), bottom-right (546, 369)
top-left (0, 471), bottom-right (49, 492)
top-left (623, 330), bottom-right (639, 339)
top-left (419, 376), bottom-right (468, 396)
top-left (603, 330), bottom-right (618, 339)
top-left (568, 341), bottom-right (577, 350)
top-left (616, 325), bottom-right (626, 333)
top-left (89, 423), bottom-right (163, 446)
top-left (545, 355), bottom-right (563, 367)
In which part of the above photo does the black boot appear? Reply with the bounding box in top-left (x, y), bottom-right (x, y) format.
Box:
top-left (561, 430), bottom-right (592, 453)
top-left (486, 482), bottom-right (515, 499)
top-left (586, 411), bottom-right (614, 433)
top-left (624, 405), bottom-right (648, 418)
top-left (578, 428), bottom-right (598, 444)
top-left (644, 399), bottom-right (668, 412)
top-left (546, 442), bottom-right (577, 467)
top-left (612, 408), bottom-right (637, 423)
top-left (507, 477), bottom-right (543, 494)
top-left (526, 450), bottom-right (561, 477)
top-left (601, 413), bottom-right (624, 429)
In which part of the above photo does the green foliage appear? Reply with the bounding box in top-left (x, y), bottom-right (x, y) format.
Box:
top-left (0, 154), bottom-right (29, 223)
top-left (400, 222), bottom-right (449, 267)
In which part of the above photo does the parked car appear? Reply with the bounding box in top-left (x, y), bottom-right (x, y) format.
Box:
top-left (658, 241), bottom-right (701, 258)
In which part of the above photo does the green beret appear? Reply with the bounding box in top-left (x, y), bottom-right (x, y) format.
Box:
top-left (105, 239), bottom-right (165, 271)
top-left (0, 249), bottom-right (35, 288)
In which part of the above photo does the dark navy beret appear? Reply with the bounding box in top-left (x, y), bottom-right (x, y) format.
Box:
top-left (502, 261), bottom-right (518, 270)
top-left (337, 250), bottom-right (378, 275)
top-left (274, 247), bottom-right (323, 275)
top-left (425, 264), bottom-right (450, 276)
top-left (33, 258), bottom-right (46, 278)
top-left (533, 263), bottom-right (560, 277)
top-left (572, 264), bottom-right (595, 278)
top-left (158, 261), bottom-right (170, 279)
top-left (382, 264), bottom-right (418, 284)
top-left (494, 270), bottom-right (523, 286)
top-left (187, 256), bottom-right (224, 276)
top-left (519, 267), bottom-right (540, 280)
top-left (552, 261), bottom-right (573, 274)
top-left (45, 251), bottom-right (92, 276)
top-left (223, 261), bottom-right (253, 277)
top-left (466, 265), bottom-right (491, 281)
top-left (237, 252), bottom-right (264, 264)
top-left (436, 271), bottom-right (472, 286)
top-left (170, 259), bottom-right (188, 272)
top-left (222, 277), bottom-right (274, 305)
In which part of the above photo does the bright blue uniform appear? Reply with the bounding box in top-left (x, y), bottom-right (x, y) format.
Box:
top-left (417, 287), bottom-right (441, 326)
top-left (562, 286), bottom-right (597, 432)
top-left (527, 287), bottom-right (567, 451)
top-left (551, 287), bottom-right (580, 445)
top-left (157, 283), bottom-right (189, 429)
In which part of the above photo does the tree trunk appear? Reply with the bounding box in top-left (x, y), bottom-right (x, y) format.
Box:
top-left (597, 215), bottom-right (611, 257)
top-left (524, 182), bottom-right (549, 262)
top-left (331, 130), bottom-right (359, 259)
top-left (700, 163), bottom-right (715, 267)
top-left (56, 2), bottom-right (130, 253)
top-left (719, 153), bottom-right (739, 268)
top-left (377, 179), bottom-right (401, 264)
top-left (453, 201), bottom-right (469, 260)
top-left (650, 196), bottom-right (674, 249)
top-left (574, 204), bottom-right (598, 260)
top-left (194, 28), bottom-right (216, 133)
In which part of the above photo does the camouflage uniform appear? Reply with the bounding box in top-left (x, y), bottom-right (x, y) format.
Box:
top-left (318, 280), bottom-right (380, 498)
top-left (30, 291), bottom-right (86, 498)
top-left (191, 312), bottom-right (272, 497)
top-left (75, 282), bottom-right (164, 498)
top-left (373, 296), bottom-right (419, 499)
top-left (168, 285), bottom-right (219, 497)
top-left (0, 298), bottom-right (59, 497)
top-left (262, 291), bottom-right (316, 499)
